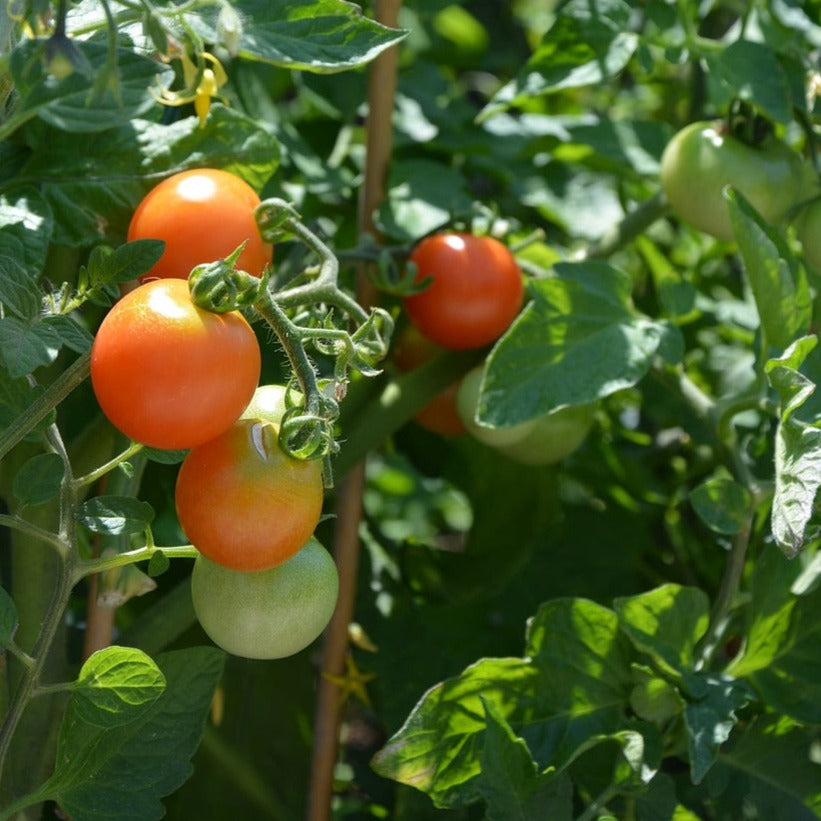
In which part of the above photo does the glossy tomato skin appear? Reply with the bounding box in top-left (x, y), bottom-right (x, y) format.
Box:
top-left (90, 278), bottom-right (261, 450)
top-left (402, 233), bottom-right (524, 350)
top-left (175, 418), bottom-right (324, 572)
top-left (191, 538), bottom-right (338, 659)
top-left (128, 168), bottom-right (273, 281)
top-left (393, 324), bottom-right (466, 436)
top-left (660, 122), bottom-right (804, 242)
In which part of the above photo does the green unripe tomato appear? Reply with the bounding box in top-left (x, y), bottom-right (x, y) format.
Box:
top-left (456, 366), bottom-right (536, 447)
top-left (660, 121), bottom-right (805, 242)
top-left (191, 538), bottom-right (339, 660)
top-left (241, 384), bottom-right (294, 426)
top-left (496, 403), bottom-right (595, 466)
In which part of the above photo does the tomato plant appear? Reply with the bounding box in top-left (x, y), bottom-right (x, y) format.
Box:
top-left (128, 168), bottom-right (273, 281)
top-left (190, 539), bottom-right (339, 660)
top-left (175, 418), bottom-right (324, 572)
top-left (402, 233), bottom-right (524, 350)
top-left (90, 278), bottom-right (261, 450)
top-left (660, 120), bottom-right (805, 242)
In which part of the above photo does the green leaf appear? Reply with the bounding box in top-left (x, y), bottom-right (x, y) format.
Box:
top-left (10, 39), bottom-right (172, 133)
top-left (185, 0), bottom-right (407, 72)
top-left (0, 372), bottom-right (49, 434)
top-left (0, 256), bottom-right (40, 320)
top-left (0, 316), bottom-right (63, 377)
top-left (729, 548), bottom-right (821, 723)
top-left (771, 418), bottom-right (821, 557)
top-left (76, 496), bottom-right (155, 536)
top-left (478, 699), bottom-right (573, 821)
top-left (84, 240), bottom-right (166, 288)
top-left (480, 262), bottom-right (675, 426)
top-left (689, 476), bottom-right (752, 535)
top-left (12, 452), bottom-right (65, 506)
top-left (683, 673), bottom-right (752, 784)
top-left (41, 314), bottom-right (94, 354)
top-left (613, 585), bottom-right (709, 696)
top-left (708, 40), bottom-right (794, 125)
top-left (0, 585), bottom-right (19, 649)
top-left (0, 188), bottom-right (54, 276)
top-left (24, 106), bottom-right (280, 247)
top-left (147, 552), bottom-right (171, 578)
top-left (373, 598), bottom-right (634, 809)
top-left (42, 647), bottom-right (225, 821)
top-left (483, 0), bottom-right (638, 116)
top-left (725, 187), bottom-right (811, 352)
top-left (376, 159), bottom-right (475, 241)
top-left (71, 647), bottom-right (166, 728)
top-left (720, 715), bottom-right (821, 817)
top-left (766, 336), bottom-right (819, 421)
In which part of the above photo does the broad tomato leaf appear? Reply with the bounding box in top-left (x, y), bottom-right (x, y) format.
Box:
top-left (726, 187), bottom-right (811, 353)
top-left (42, 648), bottom-right (225, 821)
top-left (12, 452), bottom-right (65, 506)
top-left (72, 647), bottom-right (166, 728)
top-left (480, 261), bottom-right (679, 427)
top-left (483, 0), bottom-right (638, 116)
top-left (689, 477), bottom-right (752, 535)
top-left (182, 0), bottom-right (407, 72)
top-left (76, 496), bottom-right (155, 536)
top-left (0, 256), bottom-right (40, 320)
top-left (0, 188), bottom-right (53, 276)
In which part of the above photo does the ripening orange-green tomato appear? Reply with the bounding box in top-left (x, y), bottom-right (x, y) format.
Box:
top-left (128, 168), bottom-right (273, 282)
top-left (393, 324), bottom-right (467, 437)
top-left (241, 383), bottom-right (305, 427)
top-left (191, 538), bottom-right (339, 659)
top-left (175, 418), bottom-right (324, 572)
top-left (90, 278), bottom-right (261, 450)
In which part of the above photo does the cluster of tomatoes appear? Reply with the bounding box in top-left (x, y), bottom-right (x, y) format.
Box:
top-left (90, 168), bottom-right (338, 660)
top-left (395, 232), bottom-right (596, 464)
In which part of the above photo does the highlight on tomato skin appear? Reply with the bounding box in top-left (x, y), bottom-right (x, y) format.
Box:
top-left (89, 278), bottom-right (261, 450)
top-left (127, 167), bottom-right (273, 282)
top-left (174, 418), bottom-right (324, 573)
top-left (190, 538), bottom-right (339, 660)
top-left (402, 233), bottom-right (524, 351)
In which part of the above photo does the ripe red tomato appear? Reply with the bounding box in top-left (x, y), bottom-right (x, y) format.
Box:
top-left (90, 278), bottom-right (261, 450)
top-left (175, 418), bottom-right (324, 572)
top-left (190, 539), bottom-right (339, 659)
top-left (402, 233), bottom-right (524, 350)
top-left (393, 325), bottom-right (466, 436)
top-left (128, 168), bottom-right (273, 281)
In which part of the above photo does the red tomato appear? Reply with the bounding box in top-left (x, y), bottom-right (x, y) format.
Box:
top-left (393, 324), bottom-right (466, 436)
top-left (402, 233), bottom-right (524, 350)
top-left (175, 419), bottom-right (324, 572)
top-left (128, 168), bottom-right (273, 282)
top-left (90, 279), bottom-right (261, 450)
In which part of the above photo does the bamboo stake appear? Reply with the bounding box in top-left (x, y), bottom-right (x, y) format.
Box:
top-left (306, 3), bottom-right (403, 819)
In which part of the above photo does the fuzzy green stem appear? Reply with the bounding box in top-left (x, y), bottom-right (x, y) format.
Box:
top-left (578, 192), bottom-right (669, 260)
top-left (72, 440), bottom-right (144, 490)
top-left (73, 544), bottom-right (198, 581)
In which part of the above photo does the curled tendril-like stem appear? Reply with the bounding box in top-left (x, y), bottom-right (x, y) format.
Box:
top-left (222, 198), bottom-right (395, 485)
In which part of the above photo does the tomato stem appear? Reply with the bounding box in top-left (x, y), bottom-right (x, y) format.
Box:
top-left (73, 544), bottom-right (199, 581)
top-left (72, 440), bottom-right (144, 490)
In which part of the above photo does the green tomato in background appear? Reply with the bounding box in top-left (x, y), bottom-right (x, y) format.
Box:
top-left (660, 121), bottom-right (805, 242)
top-left (456, 366), bottom-right (536, 447)
top-left (495, 403), bottom-right (595, 466)
top-left (456, 365), bottom-right (595, 464)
